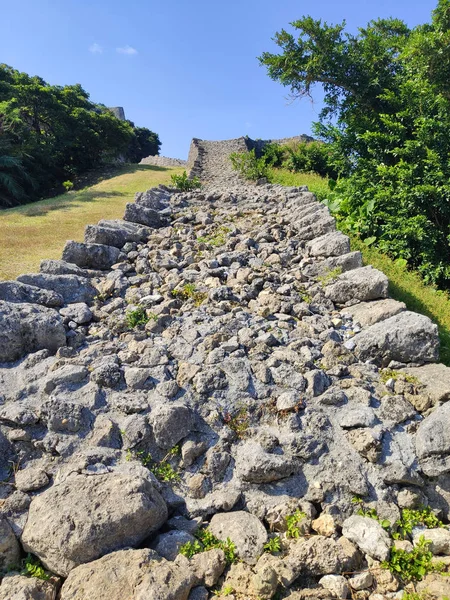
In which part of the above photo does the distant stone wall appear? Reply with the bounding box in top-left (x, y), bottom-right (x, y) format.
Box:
top-left (140, 155), bottom-right (187, 168)
top-left (109, 107), bottom-right (126, 121)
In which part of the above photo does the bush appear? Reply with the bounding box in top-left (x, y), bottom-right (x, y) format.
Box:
top-left (230, 149), bottom-right (270, 181)
top-left (170, 171), bottom-right (202, 191)
top-left (62, 180), bottom-right (74, 192)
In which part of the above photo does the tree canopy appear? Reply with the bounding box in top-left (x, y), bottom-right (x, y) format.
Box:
top-left (0, 64), bottom-right (160, 207)
top-left (259, 0), bottom-right (450, 288)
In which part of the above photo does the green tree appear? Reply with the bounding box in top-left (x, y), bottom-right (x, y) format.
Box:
top-left (259, 1), bottom-right (450, 287)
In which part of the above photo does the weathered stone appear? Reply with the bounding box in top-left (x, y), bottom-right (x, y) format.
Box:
top-left (284, 536), bottom-right (344, 582)
top-left (0, 516), bottom-right (21, 571)
top-left (235, 441), bottom-right (296, 483)
top-left (84, 224), bottom-right (145, 248)
top-left (416, 572), bottom-right (450, 599)
top-left (0, 301), bottom-right (66, 362)
top-left (149, 403), bottom-right (194, 449)
top-left (62, 240), bottom-right (121, 270)
top-left (303, 251), bottom-right (363, 278)
top-left (325, 266), bottom-right (388, 304)
top-left (416, 402), bottom-right (450, 477)
top-left (342, 516), bottom-right (392, 561)
top-left (59, 303), bottom-right (92, 324)
top-left (412, 527), bottom-right (450, 555)
top-left (152, 530), bottom-right (195, 561)
top-left (21, 473), bottom-right (168, 576)
top-left (15, 469), bottom-right (49, 492)
top-left (190, 548), bottom-right (227, 586)
top-left (352, 311), bottom-right (439, 366)
top-left (17, 274), bottom-right (97, 304)
top-left (0, 574), bottom-right (57, 600)
top-left (209, 511), bottom-right (268, 564)
top-left (59, 548), bottom-right (194, 600)
top-left (319, 574), bottom-right (349, 599)
top-left (341, 298), bottom-right (406, 327)
top-left (349, 571), bottom-right (373, 590)
top-left (401, 362), bottom-right (450, 405)
top-left (312, 514), bottom-right (337, 537)
top-left (0, 281), bottom-right (63, 308)
top-left (124, 203), bottom-right (165, 228)
top-left (306, 231), bottom-right (350, 258)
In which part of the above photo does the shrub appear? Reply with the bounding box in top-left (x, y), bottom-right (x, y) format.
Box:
top-left (125, 307), bottom-right (149, 328)
top-left (230, 149), bottom-right (270, 181)
top-left (62, 180), bottom-right (74, 192)
top-left (171, 171), bottom-right (202, 191)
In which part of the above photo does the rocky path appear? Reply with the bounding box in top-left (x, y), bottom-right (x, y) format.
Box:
top-left (0, 139), bottom-right (450, 599)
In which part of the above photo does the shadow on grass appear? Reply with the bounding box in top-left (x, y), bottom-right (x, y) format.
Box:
top-left (388, 280), bottom-right (450, 366)
top-left (23, 191), bottom-right (126, 217)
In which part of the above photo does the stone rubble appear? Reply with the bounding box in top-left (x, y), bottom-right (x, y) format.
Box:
top-left (0, 137), bottom-right (450, 599)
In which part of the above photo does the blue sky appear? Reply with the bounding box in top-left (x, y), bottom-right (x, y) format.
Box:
top-left (1, 0), bottom-right (439, 159)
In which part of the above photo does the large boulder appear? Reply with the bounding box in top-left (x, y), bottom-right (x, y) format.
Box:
top-left (21, 473), bottom-right (168, 576)
top-left (124, 203), bottom-right (165, 228)
top-left (59, 549), bottom-right (194, 600)
top-left (352, 311), bottom-right (439, 366)
top-left (208, 511), bottom-right (268, 564)
top-left (0, 301), bottom-right (66, 362)
top-left (17, 274), bottom-right (97, 304)
top-left (341, 298), bottom-right (406, 327)
top-left (401, 363), bottom-right (450, 405)
top-left (0, 281), bottom-right (63, 308)
top-left (149, 403), bottom-right (194, 449)
top-left (303, 251), bottom-right (363, 278)
top-left (62, 241), bottom-right (121, 270)
top-left (325, 266), bottom-right (388, 304)
top-left (235, 442), bottom-right (296, 484)
top-left (40, 259), bottom-right (102, 278)
top-left (84, 224), bottom-right (145, 248)
top-left (416, 402), bottom-right (450, 477)
top-left (306, 231), bottom-right (350, 258)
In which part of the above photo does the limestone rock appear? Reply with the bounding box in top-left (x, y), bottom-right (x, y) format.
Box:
top-left (352, 311), bottom-right (439, 366)
top-left (401, 362), bottom-right (450, 404)
top-left (21, 473), bottom-right (168, 576)
top-left (62, 241), bottom-right (121, 270)
top-left (17, 273), bottom-right (97, 304)
top-left (325, 266), bottom-right (388, 304)
top-left (149, 403), bottom-right (194, 450)
top-left (59, 548), bottom-right (194, 600)
top-left (306, 231), bottom-right (350, 258)
top-left (190, 548), bottom-right (227, 586)
top-left (0, 301), bottom-right (66, 362)
top-left (0, 516), bottom-right (21, 571)
top-left (235, 441), bottom-right (296, 483)
top-left (0, 281), bottom-right (63, 308)
top-left (319, 574), bottom-right (349, 599)
top-left (124, 203), bottom-right (165, 228)
top-left (342, 516), bottom-right (392, 561)
top-left (208, 511), bottom-right (268, 564)
top-left (412, 527), bottom-right (450, 555)
top-left (0, 574), bottom-right (57, 600)
top-left (341, 298), bottom-right (406, 327)
top-left (416, 402), bottom-right (450, 477)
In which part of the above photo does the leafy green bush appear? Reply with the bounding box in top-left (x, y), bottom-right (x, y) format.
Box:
top-left (230, 149), bottom-right (270, 181)
top-left (62, 180), bottom-right (74, 192)
top-left (125, 307), bottom-right (149, 328)
top-left (170, 171), bottom-right (202, 191)
top-left (382, 536), bottom-right (443, 583)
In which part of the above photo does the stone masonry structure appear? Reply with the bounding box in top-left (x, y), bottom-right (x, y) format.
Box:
top-left (0, 138), bottom-right (450, 599)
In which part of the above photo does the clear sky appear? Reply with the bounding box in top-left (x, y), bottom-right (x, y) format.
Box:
top-left (1, 0), bottom-right (439, 159)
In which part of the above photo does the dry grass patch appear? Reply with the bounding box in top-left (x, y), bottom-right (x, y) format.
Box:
top-left (0, 164), bottom-right (183, 280)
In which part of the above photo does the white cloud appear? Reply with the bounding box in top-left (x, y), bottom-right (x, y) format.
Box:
top-left (116, 45), bottom-right (138, 56)
top-left (89, 43), bottom-right (103, 54)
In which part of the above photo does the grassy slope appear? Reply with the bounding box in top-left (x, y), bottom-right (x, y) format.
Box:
top-left (270, 168), bottom-right (450, 366)
top-left (0, 164), bottom-right (183, 280)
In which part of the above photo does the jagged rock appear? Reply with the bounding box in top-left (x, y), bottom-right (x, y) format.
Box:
top-left (349, 571), bottom-right (373, 590)
top-left (0, 281), bottom-right (63, 308)
top-left (84, 224), bottom-right (145, 248)
top-left (124, 203), bottom-right (165, 227)
top-left (319, 574), bottom-right (349, 599)
top-left (284, 536), bottom-right (345, 582)
top-left (306, 231), bottom-right (350, 258)
top-left (43, 364), bottom-right (89, 393)
top-left (62, 241), bottom-right (121, 270)
top-left (325, 266), bottom-right (388, 304)
top-left (59, 549), bottom-right (194, 600)
top-left (342, 516), bottom-right (392, 561)
top-left (59, 303), bottom-right (93, 324)
top-left (416, 401), bottom-right (450, 476)
top-left (17, 273), bottom-right (97, 304)
top-left (21, 473), bottom-right (168, 576)
top-left (0, 516), bottom-right (21, 571)
top-left (189, 548), bottom-right (227, 586)
top-left (149, 403), bottom-right (194, 449)
top-left (15, 469), bottom-right (49, 492)
top-left (152, 530), bottom-right (195, 561)
top-left (0, 301), bottom-right (66, 362)
top-left (341, 298), bottom-right (406, 327)
top-left (0, 574), bottom-right (57, 600)
top-left (416, 572), bottom-right (450, 599)
top-left (235, 441), bottom-right (296, 483)
top-left (40, 259), bottom-right (102, 278)
top-left (0, 430), bottom-right (14, 480)
top-left (302, 251), bottom-right (363, 277)
top-left (208, 511), bottom-right (268, 564)
top-left (401, 362), bottom-right (450, 404)
top-left (352, 311), bottom-right (439, 366)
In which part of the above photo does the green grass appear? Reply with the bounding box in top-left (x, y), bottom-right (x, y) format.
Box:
top-left (0, 164), bottom-right (183, 280)
top-left (270, 169), bottom-right (450, 366)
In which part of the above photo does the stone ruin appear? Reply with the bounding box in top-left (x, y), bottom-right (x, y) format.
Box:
top-left (0, 138), bottom-right (450, 599)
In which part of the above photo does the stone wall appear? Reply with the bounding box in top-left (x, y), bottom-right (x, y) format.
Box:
top-left (0, 137), bottom-right (450, 600)
top-left (140, 155), bottom-right (187, 168)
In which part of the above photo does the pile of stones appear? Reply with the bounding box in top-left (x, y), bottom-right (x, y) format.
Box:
top-left (0, 140), bottom-right (450, 600)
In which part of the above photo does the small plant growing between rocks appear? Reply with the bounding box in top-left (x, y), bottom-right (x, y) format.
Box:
top-left (126, 447), bottom-right (180, 483)
top-left (352, 498), bottom-right (391, 530)
top-left (393, 507), bottom-right (446, 540)
top-left (264, 536), bottom-right (282, 554)
top-left (381, 536), bottom-right (444, 584)
top-left (285, 510), bottom-right (307, 538)
top-left (171, 283), bottom-right (208, 307)
top-left (126, 307), bottom-right (149, 328)
top-left (222, 406), bottom-right (250, 439)
top-left (171, 171), bottom-right (202, 191)
top-left (197, 225), bottom-right (231, 248)
top-left (380, 369), bottom-right (420, 385)
top-left (212, 586), bottom-right (235, 597)
top-left (179, 527), bottom-right (237, 564)
top-left (21, 554), bottom-right (50, 580)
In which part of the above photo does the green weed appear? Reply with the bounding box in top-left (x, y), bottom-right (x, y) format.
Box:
top-left (317, 266), bottom-right (343, 287)
top-left (179, 527), bottom-right (237, 564)
top-left (21, 554), bottom-right (50, 580)
top-left (126, 307), bottom-right (149, 328)
top-left (264, 536), bottom-right (282, 554)
top-left (382, 536), bottom-right (444, 584)
top-left (285, 510), bottom-right (307, 539)
top-left (223, 406), bottom-right (250, 439)
top-left (171, 171), bottom-right (202, 191)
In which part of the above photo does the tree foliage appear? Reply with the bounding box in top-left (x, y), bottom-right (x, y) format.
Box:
top-left (0, 64), bottom-right (160, 207)
top-left (259, 0), bottom-right (450, 287)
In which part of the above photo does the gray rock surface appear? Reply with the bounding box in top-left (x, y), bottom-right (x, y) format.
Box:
top-left (208, 511), bottom-right (268, 563)
top-left (0, 301), bottom-right (66, 362)
top-left (124, 203), bottom-right (165, 228)
top-left (341, 298), bottom-right (406, 327)
top-left (0, 574), bottom-right (57, 600)
top-left (62, 241), bottom-right (121, 270)
top-left (342, 515), bottom-right (392, 561)
top-left (0, 281), bottom-right (63, 308)
top-left (21, 473), bottom-right (168, 576)
top-left (17, 273), bottom-right (97, 304)
top-left (0, 516), bottom-right (21, 571)
top-left (416, 402), bottom-right (450, 476)
top-left (325, 266), bottom-right (389, 304)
